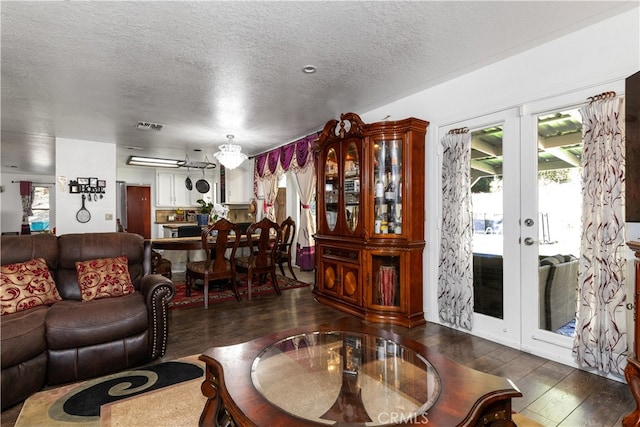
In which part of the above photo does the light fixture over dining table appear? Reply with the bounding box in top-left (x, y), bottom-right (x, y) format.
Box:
top-left (214, 134), bottom-right (248, 170)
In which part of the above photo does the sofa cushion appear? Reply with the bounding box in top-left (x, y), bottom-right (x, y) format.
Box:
top-left (0, 305), bottom-right (47, 368)
top-left (75, 256), bottom-right (135, 301)
top-left (46, 292), bottom-right (148, 350)
top-left (1, 258), bottom-right (62, 315)
top-left (56, 233), bottom-right (148, 300)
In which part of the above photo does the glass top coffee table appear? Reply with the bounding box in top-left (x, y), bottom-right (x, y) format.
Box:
top-left (251, 331), bottom-right (440, 425)
top-left (199, 318), bottom-right (521, 426)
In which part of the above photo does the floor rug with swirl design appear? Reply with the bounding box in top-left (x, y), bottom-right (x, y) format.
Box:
top-left (14, 356), bottom-right (205, 427)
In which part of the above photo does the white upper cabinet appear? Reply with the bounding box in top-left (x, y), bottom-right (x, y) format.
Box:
top-left (156, 171), bottom-right (208, 207)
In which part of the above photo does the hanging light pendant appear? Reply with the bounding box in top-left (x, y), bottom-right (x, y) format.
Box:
top-left (214, 134), bottom-right (248, 170)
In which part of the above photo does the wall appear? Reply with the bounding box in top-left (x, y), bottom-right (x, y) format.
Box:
top-left (359, 8), bottom-right (640, 325)
top-left (55, 138), bottom-right (117, 235)
top-left (0, 173), bottom-right (56, 233)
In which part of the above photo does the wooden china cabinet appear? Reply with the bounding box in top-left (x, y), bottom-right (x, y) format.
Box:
top-left (314, 112), bottom-right (428, 328)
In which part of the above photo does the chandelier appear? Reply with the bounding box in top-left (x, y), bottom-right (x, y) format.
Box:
top-left (214, 134), bottom-right (248, 170)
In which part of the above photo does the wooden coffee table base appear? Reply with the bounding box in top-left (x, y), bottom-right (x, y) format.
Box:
top-left (199, 317), bottom-right (521, 426)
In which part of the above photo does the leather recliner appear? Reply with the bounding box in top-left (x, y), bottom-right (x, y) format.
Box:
top-left (0, 232), bottom-right (175, 410)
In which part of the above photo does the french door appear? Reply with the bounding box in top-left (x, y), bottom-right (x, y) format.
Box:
top-left (440, 106), bottom-right (584, 365)
top-left (440, 82), bottom-right (630, 368)
top-left (440, 108), bottom-right (523, 348)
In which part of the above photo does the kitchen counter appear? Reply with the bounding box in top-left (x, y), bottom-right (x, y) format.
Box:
top-left (159, 222), bottom-right (198, 228)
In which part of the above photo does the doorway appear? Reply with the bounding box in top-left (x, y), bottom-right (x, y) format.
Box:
top-left (441, 108), bottom-right (522, 348)
top-left (126, 185), bottom-right (151, 239)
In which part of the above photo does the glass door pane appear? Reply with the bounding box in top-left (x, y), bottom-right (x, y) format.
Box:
top-left (470, 126), bottom-right (505, 319)
top-left (536, 108), bottom-right (582, 336)
top-left (371, 254), bottom-right (400, 308)
top-left (325, 148), bottom-right (339, 231)
top-left (344, 141), bottom-right (360, 233)
top-left (373, 139), bottom-right (403, 236)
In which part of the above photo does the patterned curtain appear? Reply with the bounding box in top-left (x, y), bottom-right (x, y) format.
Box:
top-left (20, 181), bottom-right (34, 235)
top-left (438, 133), bottom-right (474, 329)
top-left (573, 95), bottom-right (627, 376)
top-left (253, 134), bottom-right (318, 267)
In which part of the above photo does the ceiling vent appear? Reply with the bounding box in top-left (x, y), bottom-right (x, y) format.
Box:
top-left (136, 121), bottom-right (164, 131)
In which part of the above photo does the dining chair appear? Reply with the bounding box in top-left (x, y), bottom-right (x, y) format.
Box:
top-left (234, 217), bottom-right (281, 300)
top-left (276, 216), bottom-right (298, 281)
top-left (185, 218), bottom-right (242, 308)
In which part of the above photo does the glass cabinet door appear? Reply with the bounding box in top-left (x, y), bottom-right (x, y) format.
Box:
top-left (373, 139), bottom-right (403, 235)
top-left (324, 147), bottom-right (339, 231)
top-left (371, 254), bottom-right (401, 308)
top-left (343, 141), bottom-right (360, 233)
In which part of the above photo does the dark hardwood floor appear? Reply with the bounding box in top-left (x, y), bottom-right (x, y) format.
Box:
top-left (1, 269), bottom-right (635, 426)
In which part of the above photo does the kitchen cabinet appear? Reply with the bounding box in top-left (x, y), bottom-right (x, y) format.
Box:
top-left (315, 112), bottom-right (428, 328)
top-left (156, 171), bottom-right (211, 207)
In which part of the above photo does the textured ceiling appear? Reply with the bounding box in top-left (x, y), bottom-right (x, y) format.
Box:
top-left (1, 1), bottom-right (636, 175)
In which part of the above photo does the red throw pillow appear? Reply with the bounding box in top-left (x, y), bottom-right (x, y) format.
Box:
top-left (75, 256), bottom-right (135, 302)
top-left (1, 257), bottom-right (62, 315)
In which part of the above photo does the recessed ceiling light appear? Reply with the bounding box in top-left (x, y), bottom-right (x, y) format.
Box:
top-left (302, 65), bottom-right (317, 74)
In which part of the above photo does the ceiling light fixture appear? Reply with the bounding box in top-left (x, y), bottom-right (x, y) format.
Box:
top-left (126, 156), bottom-right (183, 168)
top-left (302, 65), bottom-right (317, 74)
top-left (214, 134), bottom-right (248, 170)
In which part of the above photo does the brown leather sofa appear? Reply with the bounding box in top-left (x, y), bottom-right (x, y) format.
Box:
top-left (0, 232), bottom-right (175, 410)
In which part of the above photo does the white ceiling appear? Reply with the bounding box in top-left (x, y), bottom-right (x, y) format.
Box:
top-left (1, 1), bottom-right (636, 175)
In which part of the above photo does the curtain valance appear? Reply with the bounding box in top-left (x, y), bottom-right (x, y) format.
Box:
top-left (254, 134), bottom-right (317, 178)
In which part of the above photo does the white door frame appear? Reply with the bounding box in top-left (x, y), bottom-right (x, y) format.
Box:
top-left (520, 81), bottom-right (626, 368)
top-left (438, 108), bottom-right (521, 348)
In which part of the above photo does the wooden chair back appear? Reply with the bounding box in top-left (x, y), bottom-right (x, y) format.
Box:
top-left (245, 217), bottom-right (281, 270)
top-left (278, 217), bottom-right (296, 256)
top-left (202, 218), bottom-right (241, 275)
top-left (276, 216), bottom-right (298, 280)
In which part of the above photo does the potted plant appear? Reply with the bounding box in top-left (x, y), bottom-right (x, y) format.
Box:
top-left (195, 199), bottom-right (213, 226)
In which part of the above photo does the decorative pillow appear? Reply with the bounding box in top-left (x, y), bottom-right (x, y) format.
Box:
top-left (75, 256), bottom-right (135, 302)
top-left (1, 257), bottom-right (62, 315)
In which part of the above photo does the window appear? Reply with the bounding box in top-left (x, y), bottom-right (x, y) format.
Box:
top-left (29, 186), bottom-right (50, 232)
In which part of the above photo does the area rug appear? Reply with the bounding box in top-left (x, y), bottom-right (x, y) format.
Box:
top-left (15, 356), bottom-right (205, 427)
top-left (169, 273), bottom-right (311, 309)
top-left (15, 353), bottom-right (543, 427)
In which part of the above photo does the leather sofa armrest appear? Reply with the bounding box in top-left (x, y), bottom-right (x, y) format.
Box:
top-left (140, 274), bottom-right (176, 359)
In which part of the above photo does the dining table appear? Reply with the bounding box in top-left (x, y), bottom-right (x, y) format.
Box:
top-left (148, 233), bottom-right (260, 251)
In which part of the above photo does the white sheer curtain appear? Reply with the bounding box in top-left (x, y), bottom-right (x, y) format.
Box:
top-left (293, 164), bottom-right (316, 270)
top-left (438, 132), bottom-right (474, 329)
top-left (573, 95), bottom-right (627, 376)
top-left (260, 174), bottom-right (280, 222)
